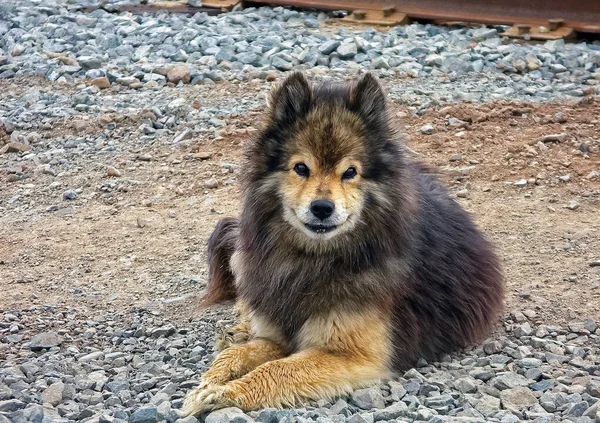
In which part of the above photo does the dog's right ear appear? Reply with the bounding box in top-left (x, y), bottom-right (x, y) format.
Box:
top-left (268, 72), bottom-right (312, 127)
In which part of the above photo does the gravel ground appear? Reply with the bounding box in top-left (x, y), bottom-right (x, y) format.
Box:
top-left (0, 0), bottom-right (600, 106)
top-left (1, 1), bottom-right (600, 423)
top-left (1, 307), bottom-right (599, 423)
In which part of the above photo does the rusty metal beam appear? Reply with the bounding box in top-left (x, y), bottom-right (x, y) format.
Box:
top-left (80, 0), bottom-right (238, 15)
top-left (246, 0), bottom-right (600, 34)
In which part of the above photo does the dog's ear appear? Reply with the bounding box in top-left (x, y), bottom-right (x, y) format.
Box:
top-left (269, 72), bottom-right (312, 126)
top-left (349, 73), bottom-right (387, 124)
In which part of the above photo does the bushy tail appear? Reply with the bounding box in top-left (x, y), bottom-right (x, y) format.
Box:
top-left (201, 217), bottom-right (239, 307)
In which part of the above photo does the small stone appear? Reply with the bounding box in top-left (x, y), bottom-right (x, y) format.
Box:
top-left (568, 321), bottom-right (589, 333)
top-left (350, 387), bottom-right (385, 409)
top-left (371, 57), bottom-right (389, 69)
top-left (173, 128), bottom-right (193, 143)
top-left (90, 77), bottom-right (110, 89)
top-left (513, 59), bottom-right (526, 72)
top-left (500, 387), bottom-right (538, 412)
top-left (151, 324), bottom-right (176, 338)
top-left (389, 381), bottom-right (407, 401)
top-left (0, 399), bottom-right (26, 412)
top-left (107, 166), bottom-right (121, 177)
top-left (558, 175), bottom-right (570, 182)
top-left (514, 322), bottom-right (533, 337)
top-left (456, 189), bottom-right (469, 198)
top-left (550, 63), bottom-right (568, 73)
top-left (106, 380), bottom-right (129, 393)
top-left (530, 379), bottom-right (553, 392)
top-left (319, 40), bottom-right (341, 55)
top-left (62, 190), bottom-right (78, 201)
top-left (0, 142), bottom-right (31, 153)
top-left (424, 394), bottom-right (455, 408)
top-left (420, 124), bottom-right (434, 135)
top-left (567, 200), bottom-right (579, 210)
top-left (194, 152), bottom-right (213, 160)
top-left (450, 154), bottom-right (462, 162)
top-left (337, 42), bottom-right (357, 59)
top-left (116, 76), bottom-right (140, 86)
top-left (514, 179), bottom-right (527, 187)
top-left (137, 153), bottom-right (152, 161)
top-left (471, 394), bottom-right (500, 415)
top-left (472, 27), bottom-right (497, 41)
top-left (372, 401), bottom-right (408, 420)
top-left (271, 56), bottom-right (292, 71)
top-left (29, 331), bottom-right (63, 350)
top-left (304, 18), bottom-right (319, 28)
top-left (79, 351), bottom-right (104, 362)
top-left (583, 318), bottom-right (597, 332)
top-left (583, 402), bottom-right (599, 419)
top-left (519, 358), bottom-right (542, 368)
top-left (542, 133), bottom-right (567, 143)
top-left (130, 406), bottom-right (159, 423)
top-left (205, 408), bottom-right (250, 423)
top-left (167, 66), bottom-right (191, 84)
top-left (566, 401), bottom-right (590, 418)
top-left (41, 381), bottom-right (65, 406)
top-left (425, 54), bottom-right (444, 67)
top-left (482, 340), bottom-right (502, 355)
top-left (204, 178), bottom-right (219, 189)
top-left (78, 55), bottom-right (103, 69)
top-left (143, 126), bottom-right (156, 135)
top-left (492, 373), bottom-right (532, 390)
top-left (579, 143), bottom-right (590, 154)
top-left (454, 377), bottom-right (478, 393)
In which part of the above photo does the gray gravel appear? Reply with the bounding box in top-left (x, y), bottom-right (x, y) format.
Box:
top-left (0, 0), bottom-right (599, 104)
top-left (2, 2), bottom-right (600, 423)
top-left (1, 307), bottom-right (599, 423)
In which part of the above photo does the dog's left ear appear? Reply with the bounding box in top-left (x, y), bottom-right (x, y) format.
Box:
top-left (349, 73), bottom-right (387, 124)
top-left (269, 72), bottom-right (312, 127)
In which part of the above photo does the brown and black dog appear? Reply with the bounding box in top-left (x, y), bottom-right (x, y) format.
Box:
top-left (182, 72), bottom-right (504, 415)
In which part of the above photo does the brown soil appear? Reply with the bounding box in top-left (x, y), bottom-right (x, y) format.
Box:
top-left (1, 80), bottom-right (599, 328)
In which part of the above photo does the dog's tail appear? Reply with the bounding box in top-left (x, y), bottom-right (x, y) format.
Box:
top-left (201, 217), bottom-right (239, 307)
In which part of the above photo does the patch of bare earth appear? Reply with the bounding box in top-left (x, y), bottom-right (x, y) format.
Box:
top-left (1, 82), bottom-right (599, 328)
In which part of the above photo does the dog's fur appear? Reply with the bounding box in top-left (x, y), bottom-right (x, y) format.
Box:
top-left (183, 72), bottom-right (504, 415)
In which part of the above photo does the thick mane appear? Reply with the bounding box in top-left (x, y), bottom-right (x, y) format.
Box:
top-left (239, 76), bottom-right (418, 261)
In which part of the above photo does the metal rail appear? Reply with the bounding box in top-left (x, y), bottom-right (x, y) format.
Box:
top-left (246, 0), bottom-right (600, 35)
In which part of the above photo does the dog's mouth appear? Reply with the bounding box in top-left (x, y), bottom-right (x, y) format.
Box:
top-left (304, 223), bottom-right (337, 234)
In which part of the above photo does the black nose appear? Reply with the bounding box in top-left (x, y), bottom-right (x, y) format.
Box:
top-left (310, 200), bottom-right (335, 220)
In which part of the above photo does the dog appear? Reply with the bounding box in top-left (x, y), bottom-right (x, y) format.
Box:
top-left (182, 72), bottom-right (504, 415)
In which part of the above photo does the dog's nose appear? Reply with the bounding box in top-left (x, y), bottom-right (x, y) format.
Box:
top-left (310, 200), bottom-right (335, 220)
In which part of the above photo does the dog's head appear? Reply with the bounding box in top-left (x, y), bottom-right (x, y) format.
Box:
top-left (245, 72), bottom-right (409, 244)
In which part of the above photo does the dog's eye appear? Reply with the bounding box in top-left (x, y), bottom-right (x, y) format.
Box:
top-left (342, 167), bottom-right (357, 180)
top-left (294, 163), bottom-right (310, 177)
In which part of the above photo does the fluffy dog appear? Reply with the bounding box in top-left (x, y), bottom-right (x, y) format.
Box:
top-left (183, 72), bottom-right (504, 415)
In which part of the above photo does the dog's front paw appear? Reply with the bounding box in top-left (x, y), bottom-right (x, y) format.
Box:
top-left (181, 384), bottom-right (234, 416)
top-left (215, 324), bottom-right (251, 352)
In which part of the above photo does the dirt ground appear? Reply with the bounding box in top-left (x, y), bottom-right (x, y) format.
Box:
top-left (1, 80), bottom-right (599, 328)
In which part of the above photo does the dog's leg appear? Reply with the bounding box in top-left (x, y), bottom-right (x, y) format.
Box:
top-left (183, 308), bottom-right (391, 414)
top-left (215, 320), bottom-right (251, 352)
top-left (182, 338), bottom-right (285, 415)
top-left (215, 300), bottom-right (253, 351)
top-left (185, 347), bottom-right (386, 413)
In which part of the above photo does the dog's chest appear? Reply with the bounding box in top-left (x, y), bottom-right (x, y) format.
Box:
top-left (231, 249), bottom-right (352, 341)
